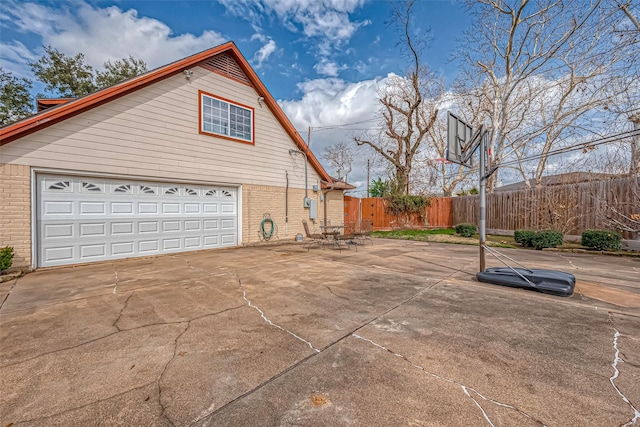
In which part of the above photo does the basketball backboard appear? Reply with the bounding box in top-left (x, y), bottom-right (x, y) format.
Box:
top-left (446, 112), bottom-right (473, 167)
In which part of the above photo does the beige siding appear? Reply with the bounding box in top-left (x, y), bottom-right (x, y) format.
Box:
top-left (242, 184), bottom-right (344, 243)
top-left (0, 67), bottom-right (319, 189)
top-left (0, 164), bottom-right (31, 268)
top-left (323, 190), bottom-right (346, 226)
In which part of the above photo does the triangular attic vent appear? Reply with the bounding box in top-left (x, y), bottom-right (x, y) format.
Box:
top-left (199, 52), bottom-right (250, 84)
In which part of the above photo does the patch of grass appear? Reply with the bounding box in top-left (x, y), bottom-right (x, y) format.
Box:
top-left (372, 229), bottom-right (517, 248)
top-left (371, 228), bottom-right (455, 240)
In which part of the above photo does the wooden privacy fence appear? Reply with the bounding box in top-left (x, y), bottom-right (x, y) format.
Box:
top-left (344, 196), bottom-right (453, 230)
top-left (452, 176), bottom-right (640, 239)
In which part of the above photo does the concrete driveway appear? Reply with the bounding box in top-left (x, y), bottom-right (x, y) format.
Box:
top-left (1, 239), bottom-right (639, 426)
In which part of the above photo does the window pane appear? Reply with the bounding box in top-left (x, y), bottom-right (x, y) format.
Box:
top-left (229, 105), bottom-right (252, 140)
top-left (202, 94), bottom-right (251, 141)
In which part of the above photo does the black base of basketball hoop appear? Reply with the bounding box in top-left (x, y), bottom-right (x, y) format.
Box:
top-left (477, 268), bottom-right (575, 297)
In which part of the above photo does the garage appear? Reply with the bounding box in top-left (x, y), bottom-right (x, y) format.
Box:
top-left (37, 173), bottom-right (239, 267)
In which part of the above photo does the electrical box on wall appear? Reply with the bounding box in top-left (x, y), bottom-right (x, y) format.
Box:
top-left (312, 184), bottom-right (319, 192)
top-left (303, 197), bottom-right (312, 208)
top-left (308, 199), bottom-right (317, 219)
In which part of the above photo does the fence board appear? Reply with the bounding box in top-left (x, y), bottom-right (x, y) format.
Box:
top-left (344, 197), bottom-right (453, 230)
top-left (452, 176), bottom-right (639, 239)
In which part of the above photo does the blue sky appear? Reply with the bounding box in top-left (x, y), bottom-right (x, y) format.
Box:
top-left (0, 0), bottom-right (472, 191)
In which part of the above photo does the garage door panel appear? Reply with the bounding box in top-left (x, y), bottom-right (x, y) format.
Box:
top-left (45, 201), bottom-right (73, 215)
top-left (45, 247), bottom-right (74, 261)
top-left (81, 223), bottom-right (106, 236)
top-left (44, 224), bottom-right (74, 238)
top-left (112, 222), bottom-right (134, 235)
top-left (204, 235), bottom-right (219, 246)
top-left (221, 234), bottom-right (236, 245)
top-left (112, 242), bottom-right (134, 255)
top-left (185, 237), bottom-right (201, 247)
top-left (140, 242), bottom-right (159, 253)
top-left (221, 204), bottom-right (235, 214)
top-left (163, 221), bottom-right (181, 232)
top-left (163, 239), bottom-right (181, 250)
top-left (80, 244), bottom-right (106, 258)
top-left (203, 220), bottom-right (218, 230)
top-left (139, 221), bottom-right (159, 233)
top-left (221, 219), bottom-right (235, 229)
top-left (184, 203), bottom-right (200, 214)
top-left (111, 202), bottom-right (134, 214)
top-left (80, 202), bottom-right (105, 214)
top-left (139, 203), bottom-right (158, 214)
top-left (163, 203), bottom-right (180, 214)
top-left (184, 220), bottom-right (201, 231)
top-left (38, 174), bottom-right (239, 267)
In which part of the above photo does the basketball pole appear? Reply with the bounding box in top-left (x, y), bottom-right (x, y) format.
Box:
top-left (479, 132), bottom-right (486, 272)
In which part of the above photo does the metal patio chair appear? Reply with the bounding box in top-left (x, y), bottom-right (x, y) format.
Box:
top-left (302, 220), bottom-right (326, 251)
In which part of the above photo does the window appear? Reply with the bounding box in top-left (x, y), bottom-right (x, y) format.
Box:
top-left (200, 91), bottom-right (253, 143)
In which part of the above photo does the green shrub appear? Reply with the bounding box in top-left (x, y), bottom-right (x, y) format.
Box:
top-left (386, 194), bottom-right (431, 218)
top-left (581, 229), bottom-right (622, 251)
top-left (531, 230), bottom-right (564, 250)
top-left (0, 246), bottom-right (14, 272)
top-left (514, 229), bottom-right (535, 247)
top-left (455, 223), bottom-right (477, 237)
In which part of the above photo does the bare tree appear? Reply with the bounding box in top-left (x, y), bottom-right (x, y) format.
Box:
top-left (611, 0), bottom-right (640, 175)
top-left (321, 142), bottom-right (354, 181)
top-left (457, 0), bottom-right (626, 190)
top-left (354, 0), bottom-right (442, 195)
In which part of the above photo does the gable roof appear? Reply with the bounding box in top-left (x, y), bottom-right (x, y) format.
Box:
top-left (0, 41), bottom-right (332, 183)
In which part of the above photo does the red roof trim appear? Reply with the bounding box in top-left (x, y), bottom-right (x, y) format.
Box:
top-left (0, 42), bottom-right (333, 184)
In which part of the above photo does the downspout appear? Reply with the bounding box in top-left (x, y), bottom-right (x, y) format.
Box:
top-left (324, 189), bottom-right (328, 227)
top-left (285, 171), bottom-right (289, 235)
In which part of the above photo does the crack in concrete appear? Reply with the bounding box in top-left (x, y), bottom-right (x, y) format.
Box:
top-left (177, 257), bottom-right (228, 278)
top-left (114, 292), bottom-right (134, 331)
top-left (1, 305), bottom-right (244, 369)
top-left (239, 278), bottom-right (320, 353)
top-left (608, 314), bottom-right (640, 427)
top-left (155, 304), bottom-right (244, 426)
top-left (196, 261), bottom-right (470, 425)
top-left (176, 256), bottom-right (321, 353)
top-left (113, 266), bottom-right (120, 294)
top-left (352, 334), bottom-right (546, 427)
top-left (553, 252), bottom-right (583, 270)
top-left (323, 284), bottom-right (350, 301)
top-left (0, 275), bottom-right (20, 313)
top-left (11, 379), bottom-right (159, 425)
top-left (158, 321), bottom-right (189, 426)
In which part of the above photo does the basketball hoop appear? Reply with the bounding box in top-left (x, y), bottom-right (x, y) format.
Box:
top-left (446, 112), bottom-right (474, 167)
top-left (431, 158), bottom-right (452, 164)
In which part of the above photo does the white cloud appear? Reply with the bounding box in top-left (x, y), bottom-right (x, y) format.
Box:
top-left (0, 1), bottom-right (226, 75)
top-left (217, 0), bottom-right (368, 56)
top-left (279, 75), bottom-right (389, 189)
top-left (313, 59), bottom-right (345, 77)
top-left (253, 39), bottom-right (277, 68)
top-left (0, 41), bottom-right (39, 78)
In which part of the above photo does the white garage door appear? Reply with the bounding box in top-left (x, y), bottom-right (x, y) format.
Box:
top-left (37, 174), bottom-right (239, 267)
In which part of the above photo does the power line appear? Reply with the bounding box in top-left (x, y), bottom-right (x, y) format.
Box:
top-left (430, 128), bottom-right (639, 182)
top-left (295, 118), bottom-right (379, 135)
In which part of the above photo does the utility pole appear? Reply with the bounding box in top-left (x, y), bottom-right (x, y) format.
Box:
top-left (630, 113), bottom-right (640, 176)
top-left (366, 159), bottom-right (370, 196)
top-left (479, 132), bottom-right (487, 272)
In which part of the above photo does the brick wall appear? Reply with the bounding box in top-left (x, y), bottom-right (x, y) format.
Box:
top-left (242, 184), bottom-right (345, 243)
top-left (0, 164), bottom-right (31, 269)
